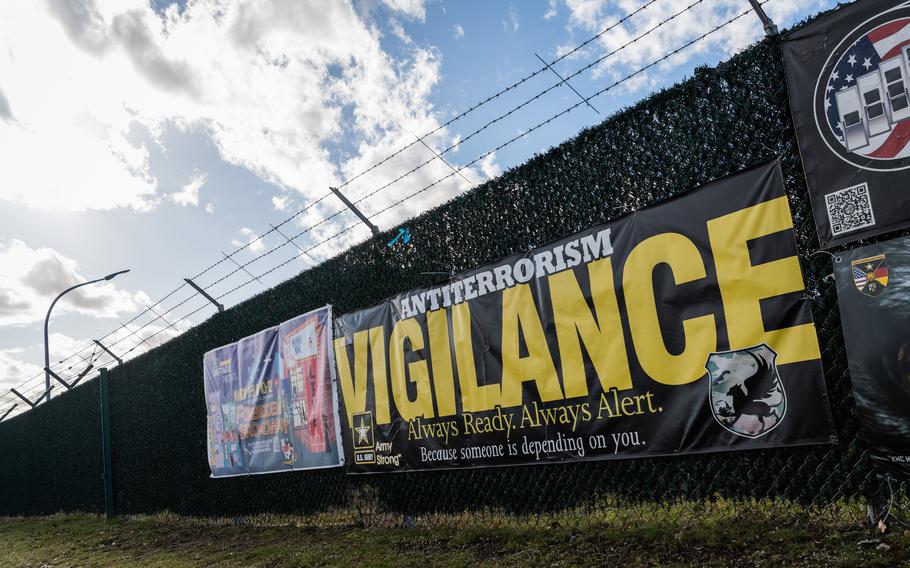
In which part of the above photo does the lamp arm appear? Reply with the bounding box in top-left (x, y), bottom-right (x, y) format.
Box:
top-left (44, 277), bottom-right (106, 327)
top-left (44, 277), bottom-right (106, 374)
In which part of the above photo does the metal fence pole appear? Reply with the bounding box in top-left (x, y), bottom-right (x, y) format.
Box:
top-left (99, 367), bottom-right (114, 519)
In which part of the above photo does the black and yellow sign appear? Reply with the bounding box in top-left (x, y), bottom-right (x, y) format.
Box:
top-left (333, 162), bottom-right (836, 473)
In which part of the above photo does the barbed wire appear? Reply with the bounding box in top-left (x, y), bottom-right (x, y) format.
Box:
top-left (183, 0), bottom-right (666, 279)
top-left (142, 0), bottom-right (717, 312)
top-left (125, 0), bottom-right (768, 346)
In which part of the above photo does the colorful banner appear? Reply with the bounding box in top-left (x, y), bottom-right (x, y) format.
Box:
top-left (783, 0), bottom-right (910, 248)
top-left (333, 162), bottom-right (835, 473)
top-left (835, 236), bottom-right (910, 480)
top-left (204, 305), bottom-right (343, 477)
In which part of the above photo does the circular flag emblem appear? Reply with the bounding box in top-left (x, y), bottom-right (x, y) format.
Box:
top-left (814, 5), bottom-right (910, 171)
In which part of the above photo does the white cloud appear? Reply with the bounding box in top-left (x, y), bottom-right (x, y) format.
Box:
top-left (478, 152), bottom-right (502, 181)
top-left (0, 238), bottom-right (150, 327)
top-left (95, 319), bottom-right (188, 363)
top-left (0, 0), bottom-right (489, 232)
top-left (561, 0), bottom-right (824, 89)
top-left (231, 227), bottom-right (265, 253)
top-left (272, 195), bottom-right (289, 211)
top-left (47, 332), bottom-right (90, 363)
top-left (387, 18), bottom-right (411, 44)
top-left (554, 42), bottom-right (590, 61)
top-left (170, 171), bottom-right (206, 207)
top-left (502, 5), bottom-right (520, 34)
top-left (0, 1), bottom-right (159, 211)
top-left (381, 0), bottom-right (426, 21)
top-left (564, 0), bottom-right (605, 27)
top-left (0, 87), bottom-right (13, 122)
top-left (449, 133), bottom-right (462, 153)
top-left (453, 24), bottom-right (465, 39)
top-left (0, 349), bottom-right (42, 393)
top-left (204, 202), bottom-right (215, 214)
top-left (544, 0), bottom-right (558, 20)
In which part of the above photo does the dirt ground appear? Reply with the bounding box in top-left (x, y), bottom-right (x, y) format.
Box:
top-left (1, 508), bottom-right (909, 567)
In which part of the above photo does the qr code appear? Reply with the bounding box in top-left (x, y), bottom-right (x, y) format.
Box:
top-left (825, 183), bottom-right (875, 236)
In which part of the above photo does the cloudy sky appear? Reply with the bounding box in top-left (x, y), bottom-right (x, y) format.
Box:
top-left (0, 0), bottom-right (836, 415)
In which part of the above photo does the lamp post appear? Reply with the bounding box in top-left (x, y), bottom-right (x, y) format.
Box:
top-left (44, 269), bottom-right (130, 401)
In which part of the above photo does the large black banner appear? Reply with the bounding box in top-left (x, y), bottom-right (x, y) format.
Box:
top-left (835, 235), bottom-right (910, 479)
top-left (333, 162), bottom-right (835, 473)
top-left (783, 0), bottom-right (910, 248)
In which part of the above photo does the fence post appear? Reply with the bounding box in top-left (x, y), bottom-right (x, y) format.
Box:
top-left (99, 367), bottom-right (114, 519)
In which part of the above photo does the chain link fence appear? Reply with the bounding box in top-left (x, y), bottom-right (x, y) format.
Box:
top-left (0, 34), bottom-right (907, 530)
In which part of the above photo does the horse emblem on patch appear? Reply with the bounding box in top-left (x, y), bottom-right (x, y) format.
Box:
top-left (706, 344), bottom-right (786, 439)
top-left (852, 253), bottom-right (889, 297)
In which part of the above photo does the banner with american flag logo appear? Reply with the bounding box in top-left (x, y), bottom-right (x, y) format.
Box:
top-left (783, 0), bottom-right (910, 248)
top-left (835, 235), bottom-right (910, 480)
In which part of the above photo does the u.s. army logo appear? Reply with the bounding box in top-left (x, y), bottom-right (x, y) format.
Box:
top-left (351, 411), bottom-right (375, 465)
top-left (706, 344), bottom-right (787, 439)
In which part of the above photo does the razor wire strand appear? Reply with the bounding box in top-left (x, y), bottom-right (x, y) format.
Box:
top-left (183, 0), bottom-right (667, 280)
top-left (38, 288), bottom-right (218, 405)
top-left (101, 213), bottom-right (382, 354)
top-left (38, 280), bottom-right (200, 385)
top-left (178, 0), bottom-right (720, 303)
top-left (204, 2), bottom-right (769, 307)
top-left (14, 269), bottom-right (223, 403)
top-left (187, 5), bottom-right (709, 292)
top-left (113, 0), bottom-right (771, 325)
top-left (115, 295), bottom-right (219, 360)
top-left (285, 0), bottom-right (711, 240)
top-left (349, 0), bottom-right (711, 204)
top-left (0, 342), bottom-right (101, 411)
top-left (0, 279), bottom-right (195, 415)
top-left (1, 336), bottom-right (141, 419)
top-left (0, 285), bottom-right (195, 417)
top-left (43, 281), bottom-right (192, 373)
top-left (344, 4), bottom-right (772, 242)
top-left (166, 0), bottom-right (680, 286)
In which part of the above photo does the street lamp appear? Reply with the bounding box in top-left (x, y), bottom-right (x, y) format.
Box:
top-left (44, 269), bottom-right (130, 401)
